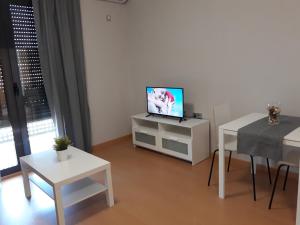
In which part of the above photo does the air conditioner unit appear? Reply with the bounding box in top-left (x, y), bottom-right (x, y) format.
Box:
top-left (100, 0), bottom-right (128, 4)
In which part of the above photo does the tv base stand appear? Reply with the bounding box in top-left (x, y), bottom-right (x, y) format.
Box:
top-left (132, 113), bottom-right (209, 165)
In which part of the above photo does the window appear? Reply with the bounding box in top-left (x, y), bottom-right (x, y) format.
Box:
top-left (10, 3), bottom-right (56, 153)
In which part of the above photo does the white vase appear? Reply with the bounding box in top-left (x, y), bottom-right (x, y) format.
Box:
top-left (56, 148), bottom-right (70, 161)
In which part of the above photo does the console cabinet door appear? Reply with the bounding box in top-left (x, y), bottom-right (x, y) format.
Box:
top-left (133, 129), bottom-right (160, 152)
top-left (160, 136), bottom-right (192, 161)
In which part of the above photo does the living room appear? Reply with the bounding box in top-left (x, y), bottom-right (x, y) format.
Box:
top-left (1, 0), bottom-right (300, 225)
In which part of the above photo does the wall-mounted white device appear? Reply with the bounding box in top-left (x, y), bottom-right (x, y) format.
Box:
top-left (99, 0), bottom-right (128, 4)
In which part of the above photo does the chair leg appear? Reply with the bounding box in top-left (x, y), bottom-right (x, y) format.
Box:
top-left (268, 164), bottom-right (286, 209)
top-left (250, 155), bottom-right (256, 201)
top-left (208, 149), bottom-right (219, 186)
top-left (266, 158), bottom-right (272, 185)
top-left (227, 151), bottom-right (232, 172)
top-left (283, 166), bottom-right (290, 191)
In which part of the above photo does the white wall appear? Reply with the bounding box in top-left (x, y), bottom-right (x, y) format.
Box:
top-left (127, 0), bottom-right (300, 149)
top-left (80, 0), bottom-right (300, 149)
top-left (80, 0), bottom-right (131, 145)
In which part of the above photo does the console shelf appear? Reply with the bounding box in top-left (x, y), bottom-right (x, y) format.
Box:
top-left (29, 174), bottom-right (107, 208)
top-left (131, 113), bottom-right (209, 165)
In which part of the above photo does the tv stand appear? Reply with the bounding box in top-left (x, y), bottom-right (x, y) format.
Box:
top-left (131, 113), bottom-right (209, 165)
top-left (145, 114), bottom-right (152, 118)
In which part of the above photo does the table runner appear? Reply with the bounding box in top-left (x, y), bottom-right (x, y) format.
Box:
top-left (237, 115), bottom-right (300, 162)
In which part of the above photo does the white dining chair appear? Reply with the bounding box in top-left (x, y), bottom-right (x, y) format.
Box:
top-left (208, 104), bottom-right (237, 186)
top-left (268, 150), bottom-right (300, 209)
top-left (208, 104), bottom-right (272, 201)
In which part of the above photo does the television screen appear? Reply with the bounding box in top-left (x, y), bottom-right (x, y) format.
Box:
top-left (146, 87), bottom-right (184, 118)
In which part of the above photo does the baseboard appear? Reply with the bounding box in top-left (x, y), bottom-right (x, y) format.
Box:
top-left (1, 171), bottom-right (22, 180)
top-left (92, 134), bottom-right (132, 153)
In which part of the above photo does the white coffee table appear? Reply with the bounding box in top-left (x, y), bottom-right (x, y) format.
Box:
top-left (20, 146), bottom-right (114, 225)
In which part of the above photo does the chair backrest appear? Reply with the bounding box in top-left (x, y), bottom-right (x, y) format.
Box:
top-left (213, 104), bottom-right (231, 147)
top-left (283, 149), bottom-right (300, 167)
top-left (213, 103), bottom-right (231, 130)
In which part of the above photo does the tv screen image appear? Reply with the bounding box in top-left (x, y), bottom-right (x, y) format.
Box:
top-left (146, 87), bottom-right (184, 118)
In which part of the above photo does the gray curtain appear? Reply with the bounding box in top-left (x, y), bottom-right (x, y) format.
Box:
top-left (32, 0), bottom-right (91, 152)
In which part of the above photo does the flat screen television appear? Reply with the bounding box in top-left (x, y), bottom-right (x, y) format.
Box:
top-left (146, 87), bottom-right (184, 119)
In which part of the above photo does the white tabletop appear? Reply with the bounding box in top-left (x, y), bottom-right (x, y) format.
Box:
top-left (220, 113), bottom-right (266, 132)
top-left (220, 113), bottom-right (300, 147)
top-left (20, 146), bottom-right (110, 185)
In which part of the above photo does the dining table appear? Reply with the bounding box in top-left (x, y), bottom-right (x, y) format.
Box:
top-left (219, 113), bottom-right (300, 199)
top-left (218, 113), bottom-right (300, 224)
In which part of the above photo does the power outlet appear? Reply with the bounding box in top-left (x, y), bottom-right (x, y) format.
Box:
top-left (193, 113), bottom-right (203, 119)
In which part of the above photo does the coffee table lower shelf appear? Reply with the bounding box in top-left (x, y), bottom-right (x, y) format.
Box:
top-left (29, 174), bottom-right (107, 208)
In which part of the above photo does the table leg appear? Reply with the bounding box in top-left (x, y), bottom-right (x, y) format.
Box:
top-left (20, 160), bottom-right (31, 198)
top-left (296, 161), bottom-right (300, 225)
top-left (54, 185), bottom-right (65, 225)
top-left (218, 127), bottom-right (225, 199)
top-left (104, 165), bottom-right (114, 207)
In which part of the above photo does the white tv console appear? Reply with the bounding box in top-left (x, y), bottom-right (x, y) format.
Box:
top-left (131, 113), bottom-right (209, 165)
